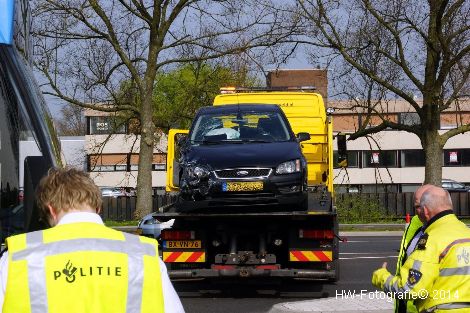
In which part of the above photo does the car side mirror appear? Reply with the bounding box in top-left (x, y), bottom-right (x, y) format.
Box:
top-left (297, 132), bottom-right (310, 142)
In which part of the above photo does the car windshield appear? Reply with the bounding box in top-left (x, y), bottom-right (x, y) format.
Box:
top-left (190, 111), bottom-right (291, 144)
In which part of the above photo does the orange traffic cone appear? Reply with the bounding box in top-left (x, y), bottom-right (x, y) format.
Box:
top-left (405, 213), bottom-right (411, 230)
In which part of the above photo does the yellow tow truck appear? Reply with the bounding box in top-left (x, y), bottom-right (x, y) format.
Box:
top-left (156, 87), bottom-right (346, 281)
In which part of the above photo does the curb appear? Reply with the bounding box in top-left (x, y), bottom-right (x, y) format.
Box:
top-left (112, 226), bottom-right (138, 233)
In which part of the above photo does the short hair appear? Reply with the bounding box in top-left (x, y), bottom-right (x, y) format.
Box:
top-left (420, 188), bottom-right (452, 212)
top-left (36, 167), bottom-right (102, 216)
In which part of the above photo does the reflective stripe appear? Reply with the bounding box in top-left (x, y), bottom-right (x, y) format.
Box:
top-left (412, 260), bottom-right (422, 271)
top-left (26, 230), bottom-right (47, 313)
top-left (386, 260), bottom-right (422, 294)
top-left (12, 231), bottom-right (155, 313)
top-left (124, 233), bottom-right (143, 313)
top-left (12, 237), bottom-right (156, 261)
top-left (427, 302), bottom-right (470, 311)
top-left (440, 266), bottom-right (470, 276)
top-left (383, 275), bottom-right (394, 293)
top-left (26, 231), bottom-right (44, 248)
top-left (439, 238), bottom-right (470, 262)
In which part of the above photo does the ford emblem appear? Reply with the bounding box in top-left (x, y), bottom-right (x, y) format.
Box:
top-left (236, 170), bottom-right (249, 176)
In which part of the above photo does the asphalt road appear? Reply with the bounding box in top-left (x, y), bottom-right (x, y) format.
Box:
top-left (175, 234), bottom-right (402, 313)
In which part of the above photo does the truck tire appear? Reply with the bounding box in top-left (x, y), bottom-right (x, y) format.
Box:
top-left (329, 259), bottom-right (340, 282)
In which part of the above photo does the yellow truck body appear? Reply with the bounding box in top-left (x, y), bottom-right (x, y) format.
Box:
top-left (213, 90), bottom-right (333, 193)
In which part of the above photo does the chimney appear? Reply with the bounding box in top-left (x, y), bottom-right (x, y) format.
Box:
top-left (267, 69), bottom-right (328, 101)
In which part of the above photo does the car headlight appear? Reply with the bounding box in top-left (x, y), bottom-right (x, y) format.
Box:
top-left (193, 166), bottom-right (210, 178)
top-left (188, 166), bottom-right (210, 179)
top-left (276, 159), bottom-right (301, 174)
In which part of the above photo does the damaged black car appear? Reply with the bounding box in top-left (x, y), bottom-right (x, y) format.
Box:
top-left (177, 104), bottom-right (310, 212)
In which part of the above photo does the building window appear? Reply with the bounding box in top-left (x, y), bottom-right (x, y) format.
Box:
top-left (88, 153), bottom-right (167, 171)
top-left (363, 151), bottom-right (397, 167)
top-left (88, 154), bottom-right (125, 172)
top-left (361, 184), bottom-right (398, 193)
top-left (444, 149), bottom-right (470, 166)
top-left (130, 165), bottom-right (138, 171)
top-left (333, 151), bottom-right (359, 168)
top-left (152, 154), bottom-right (167, 171)
top-left (401, 150), bottom-right (425, 167)
top-left (399, 112), bottom-right (420, 126)
top-left (88, 116), bottom-right (127, 135)
top-left (115, 165), bottom-right (127, 171)
top-left (153, 163), bottom-right (166, 171)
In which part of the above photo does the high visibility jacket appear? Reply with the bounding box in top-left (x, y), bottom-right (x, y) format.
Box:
top-left (395, 215), bottom-right (423, 313)
top-left (3, 222), bottom-right (165, 313)
top-left (373, 212), bottom-right (470, 313)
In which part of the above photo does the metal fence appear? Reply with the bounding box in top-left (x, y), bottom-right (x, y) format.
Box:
top-left (101, 194), bottom-right (177, 221)
top-left (336, 192), bottom-right (470, 218)
top-left (101, 192), bottom-right (470, 221)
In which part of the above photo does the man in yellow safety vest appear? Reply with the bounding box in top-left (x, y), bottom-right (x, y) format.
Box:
top-left (0, 168), bottom-right (184, 313)
top-left (395, 184), bottom-right (432, 313)
top-left (373, 186), bottom-right (470, 312)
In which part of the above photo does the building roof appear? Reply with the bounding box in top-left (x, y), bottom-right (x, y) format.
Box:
top-left (329, 98), bottom-right (470, 114)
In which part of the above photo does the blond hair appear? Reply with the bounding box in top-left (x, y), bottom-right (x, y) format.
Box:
top-left (36, 167), bottom-right (102, 217)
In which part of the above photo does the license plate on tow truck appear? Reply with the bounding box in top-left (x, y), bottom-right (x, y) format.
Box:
top-left (222, 181), bottom-right (263, 192)
top-left (163, 241), bottom-right (202, 249)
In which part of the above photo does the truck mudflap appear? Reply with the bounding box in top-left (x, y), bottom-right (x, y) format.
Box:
top-left (168, 267), bottom-right (336, 279)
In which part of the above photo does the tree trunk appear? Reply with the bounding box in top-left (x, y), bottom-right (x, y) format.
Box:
top-left (422, 130), bottom-right (443, 186)
top-left (135, 91), bottom-right (155, 219)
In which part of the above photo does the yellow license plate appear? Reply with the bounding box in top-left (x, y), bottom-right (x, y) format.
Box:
top-left (223, 181), bottom-right (263, 192)
top-left (164, 240), bottom-right (202, 249)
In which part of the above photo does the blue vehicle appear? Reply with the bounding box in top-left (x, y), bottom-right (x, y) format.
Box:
top-left (0, 0), bottom-right (61, 241)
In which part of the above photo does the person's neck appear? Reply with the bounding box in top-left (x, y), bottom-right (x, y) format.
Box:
top-left (423, 210), bottom-right (453, 230)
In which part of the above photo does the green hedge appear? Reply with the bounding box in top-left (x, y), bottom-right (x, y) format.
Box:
top-left (336, 194), bottom-right (398, 223)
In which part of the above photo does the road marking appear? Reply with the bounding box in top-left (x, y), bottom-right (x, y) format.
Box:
top-left (340, 256), bottom-right (398, 260)
top-left (341, 252), bottom-right (395, 255)
top-left (341, 240), bottom-right (370, 243)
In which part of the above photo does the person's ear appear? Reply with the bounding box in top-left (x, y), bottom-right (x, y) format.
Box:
top-left (96, 207), bottom-right (101, 214)
top-left (46, 204), bottom-right (58, 226)
top-left (423, 206), bottom-right (431, 221)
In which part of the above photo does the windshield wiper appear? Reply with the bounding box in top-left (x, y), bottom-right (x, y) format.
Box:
top-left (201, 140), bottom-right (223, 145)
top-left (242, 139), bottom-right (273, 143)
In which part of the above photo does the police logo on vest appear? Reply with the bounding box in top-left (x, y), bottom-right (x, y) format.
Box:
top-left (457, 247), bottom-right (469, 265)
top-left (408, 269), bottom-right (422, 286)
top-left (54, 260), bottom-right (122, 283)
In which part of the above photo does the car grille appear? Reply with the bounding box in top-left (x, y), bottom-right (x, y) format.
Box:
top-left (214, 168), bottom-right (272, 179)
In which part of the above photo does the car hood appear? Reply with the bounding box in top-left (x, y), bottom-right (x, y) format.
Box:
top-left (183, 141), bottom-right (302, 169)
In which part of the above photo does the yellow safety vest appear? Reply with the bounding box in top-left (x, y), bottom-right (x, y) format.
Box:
top-left (373, 213), bottom-right (470, 313)
top-left (3, 222), bottom-right (165, 313)
top-left (395, 215), bottom-right (423, 313)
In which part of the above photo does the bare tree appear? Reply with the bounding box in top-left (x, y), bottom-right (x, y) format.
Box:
top-left (32, 0), bottom-right (297, 218)
top-left (293, 0), bottom-right (470, 184)
top-left (55, 103), bottom-right (86, 136)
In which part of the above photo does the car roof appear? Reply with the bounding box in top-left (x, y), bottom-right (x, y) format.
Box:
top-left (442, 179), bottom-right (459, 183)
top-left (197, 104), bottom-right (281, 114)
